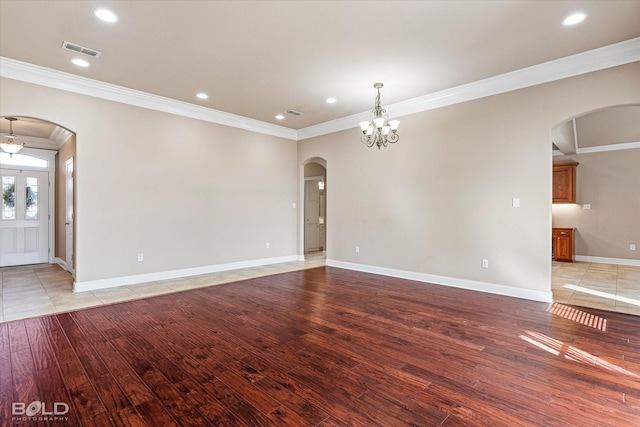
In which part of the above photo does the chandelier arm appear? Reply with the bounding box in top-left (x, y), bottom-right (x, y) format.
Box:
top-left (361, 135), bottom-right (374, 147)
top-left (385, 133), bottom-right (399, 144)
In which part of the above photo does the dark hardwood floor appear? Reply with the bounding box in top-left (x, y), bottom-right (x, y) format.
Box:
top-left (2, 266), bottom-right (639, 426)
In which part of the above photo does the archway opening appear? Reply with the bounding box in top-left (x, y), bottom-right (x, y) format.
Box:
top-left (301, 157), bottom-right (327, 261)
top-left (550, 104), bottom-right (640, 314)
top-left (0, 115), bottom-right (76, 274)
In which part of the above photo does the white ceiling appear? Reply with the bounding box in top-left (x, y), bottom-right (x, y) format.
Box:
top-left (1, 0), bottom-right (639, 132)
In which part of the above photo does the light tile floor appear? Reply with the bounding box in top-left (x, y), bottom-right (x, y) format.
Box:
top-left (0, 252), bottom-right (326, 323)
top-left (552, 261), bottom-right (640, 315)
top-left (2, 257), bottom-right (638, 323)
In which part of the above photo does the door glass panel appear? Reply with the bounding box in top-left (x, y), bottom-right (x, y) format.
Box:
top-left (2, 176), bottom-right (16, 219)
top-left (25, 177), bottom-right (39, 220)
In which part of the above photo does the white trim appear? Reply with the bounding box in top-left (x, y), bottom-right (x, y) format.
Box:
top-left (2, 38), bottom-right (638, 143)
top-left (572, 118), bottom-right (579, 154)
top-left (50, 126), bottom-right (74, 147)
top-left (326, 259), bottom-right (553, 303)
top-left (575, 255), bottom-right (640, 267)
top-left (59, 256), bottom-right (75, 276)
top-left (576, 141), bottom-right (640, 154)
top-left (0, 57), bottom-right (298, 141)
top-left (73, 255), bottom-right (299, 292)
top-left (298, 37), bottom-right (640, 140)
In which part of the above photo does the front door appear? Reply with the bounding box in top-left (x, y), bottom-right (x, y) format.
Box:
top-left (1, 169), bottom-right (50, 267)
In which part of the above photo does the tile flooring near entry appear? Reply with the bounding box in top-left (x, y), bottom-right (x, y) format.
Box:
top-left (2, 256), bottom-right (639, 323)
top-left (552, 261), bottom-right (640, 315)
top-left (0, 252), bottom-right (327, 323)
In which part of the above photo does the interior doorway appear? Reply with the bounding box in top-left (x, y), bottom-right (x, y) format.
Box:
top-left (302, 159), bottom-right (327, 258)
top-left (0, 116), bottom-right (75, 271)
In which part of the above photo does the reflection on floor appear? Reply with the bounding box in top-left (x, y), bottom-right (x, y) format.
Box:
top-left (552, 261), bottom-right (640, 316)
top-left (0, 251), bottom-right (326, 323)
top-left (2, 255), bottom-right (637, 323)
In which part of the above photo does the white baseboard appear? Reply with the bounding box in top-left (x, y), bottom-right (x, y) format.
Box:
top-left (54, 257), bottom-right (75, 276)
top-left (326, 259), bottom-right (553, 303)
top-left (574, 255), bottom-right (640, 267)
top-left (54, 257), bottom-right (67, 270)
top-left (73, 255), bottom-right (299, 293)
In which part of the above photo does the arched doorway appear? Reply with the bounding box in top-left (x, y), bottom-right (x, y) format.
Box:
top-left (0, 116), bottom-right (75, 273)
top-left (301, 157), bottom-right (327, 260)
top-left (550, 104), bottom-right (640, 314)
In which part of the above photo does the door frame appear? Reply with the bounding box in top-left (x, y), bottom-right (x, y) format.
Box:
top-left (299, 157), bottom-right (327, 261)
top-left (304, 175), bottom-right (324, 253)
top-left (0, 147), bottom-right (56, 265)
top-left (65, 157), bottom-right (74, 275)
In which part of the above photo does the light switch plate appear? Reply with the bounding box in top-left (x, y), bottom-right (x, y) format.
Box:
top-left (512, 198), bottom-right (520, 208)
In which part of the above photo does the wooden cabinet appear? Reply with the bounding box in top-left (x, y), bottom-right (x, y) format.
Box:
top-left (553, 162), bottom-right (578, 203)
top-left (552, 228), bottom-right (575, 262)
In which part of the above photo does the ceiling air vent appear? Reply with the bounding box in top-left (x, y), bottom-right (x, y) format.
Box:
top-left (286, 109), bottom-right (304, 116)
top-left (62, 41), bottom-right (102, 58)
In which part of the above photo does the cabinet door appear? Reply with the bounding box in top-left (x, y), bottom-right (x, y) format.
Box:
top-left (553, 163), bottom-right (578, 203)
top-left (555, 235), bottom-right (570, 261)
top-left (553, 229), bottom-right (574, 262)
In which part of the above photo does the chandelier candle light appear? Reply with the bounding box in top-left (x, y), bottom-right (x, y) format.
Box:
top-left (1, 117), bottom-right (25, 156)
top-left (359, 82), bottom-right (400, 149)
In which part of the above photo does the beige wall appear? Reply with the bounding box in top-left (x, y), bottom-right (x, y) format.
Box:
top-left (298, 62), bottom-right (640, 295)
top-left (1, 62), bottom-right (638, 295)
top-left (1, 78), bottom-right (298, 283)
top-left (553, 149), bottom-right (640, 260)
top-left (55, 134), bottom-right (76, 264)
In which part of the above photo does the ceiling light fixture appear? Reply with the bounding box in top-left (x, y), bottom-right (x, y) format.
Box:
top-left (562, 13), bottom-right (587, 26)
top-left (1, 117), bottom-right (25, 156)
top-left (196, 93), bottom-right (209, 100)
top-left (358, 83), bottom-right (400, 149)
top-left (94, 9), bottom-right (118, 23)
top-left (275, 114), bottom-right (285, 120)
top-left (326, 97), bottom-right (337, 104)
top-left (71, 58), bottom-right (90, 67)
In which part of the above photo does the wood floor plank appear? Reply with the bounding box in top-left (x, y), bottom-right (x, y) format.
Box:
top-left (1, 266), bottom-right (639, 426)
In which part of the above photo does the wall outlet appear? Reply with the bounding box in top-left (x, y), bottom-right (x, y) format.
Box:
top-left (137, 253), bottom-right (144, 262)
top-left (631, 244), bottom-right (636, 251)
top-left (583, 203), bottom-right (591, 210)
top-left (266, 242), bottom-right (270, 249)
top-left (482, 259), bottom-right (489, 268)
top-left (355, 245), bottom-right (360, 254)
top-left (292, 202), bottom-right (296, 209)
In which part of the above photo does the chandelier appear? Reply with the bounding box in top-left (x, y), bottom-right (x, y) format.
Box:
top-left (358, 82), bottom-right (400, 149)
top-left (1, 117), bottom-right (25, 156)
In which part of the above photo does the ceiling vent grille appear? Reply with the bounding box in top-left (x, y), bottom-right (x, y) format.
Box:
top-left (286, 109), bottom-right (304, 116)
top-left (62, 41), bottom-right (102, 58)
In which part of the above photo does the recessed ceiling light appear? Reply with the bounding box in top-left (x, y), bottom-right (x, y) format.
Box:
top-left (562, 12), bottom-right (587, 26)
top-left (326, 97), bottom-right (337, 104)
top-left (196, 93), bottom-right (209, 100)
top-left (71, 58), bottom-right (90, 67)
top-left (94, 8), bottom-right (118, 23)
top-left (275, 114), bottom-right (285, 120)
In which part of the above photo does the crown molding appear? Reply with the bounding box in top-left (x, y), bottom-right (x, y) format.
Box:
top-left (577, 141), bottom-right (640, 154)
top-left (0, 57), bottom-right (298, 141)
top-left (2, 37), bottom-right (638, 143)
top-left (50, 125), bottom-right (74, 146)
top-left (298, 37), bottom-right (640, 140)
